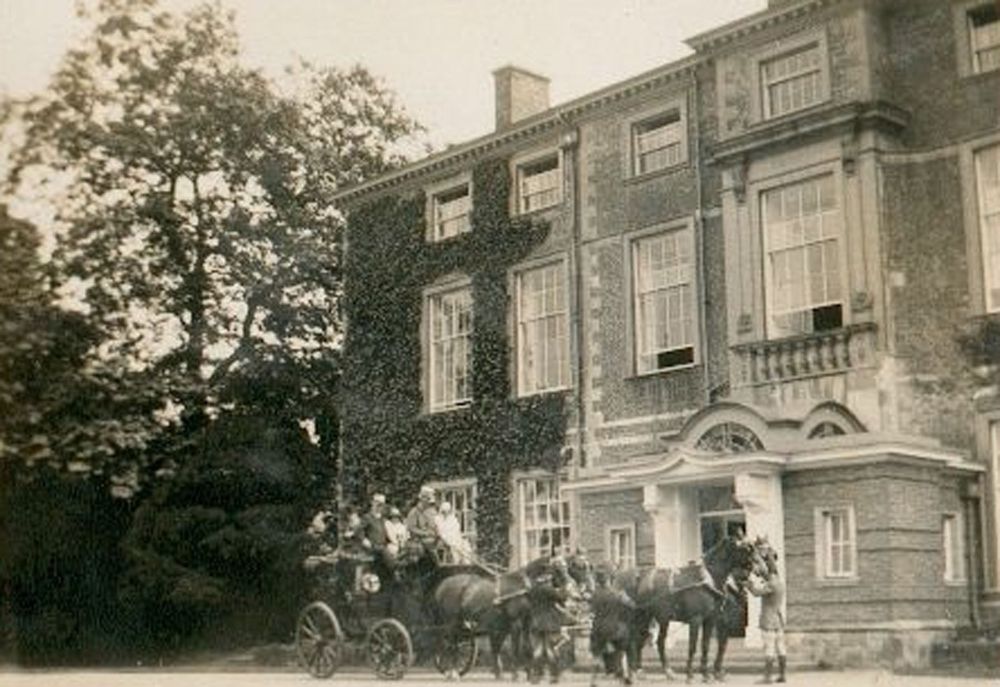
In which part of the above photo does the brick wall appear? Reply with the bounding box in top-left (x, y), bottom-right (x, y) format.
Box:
top-left (578, 488), bottom-right (655, 566)
top-left (881, 155), bottom-right (977, 450)
top-left (876, 0), bottom-right (1000, 148)
top-left (783, 462), bottom-right (969, 629)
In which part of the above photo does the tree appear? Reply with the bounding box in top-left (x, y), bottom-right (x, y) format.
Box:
top-left (4, 0), bottom-right (423, 659)
top-left (10, 0), bottom-right (422, 455)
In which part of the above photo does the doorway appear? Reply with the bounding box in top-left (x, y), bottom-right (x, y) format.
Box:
top-left (697, 485), bottom-right (748, 638)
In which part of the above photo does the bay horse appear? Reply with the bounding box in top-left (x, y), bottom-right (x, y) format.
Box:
top-left (615, 535), bottom-right (761, 683)
top-left (432, 552), bottom-right (594, 680)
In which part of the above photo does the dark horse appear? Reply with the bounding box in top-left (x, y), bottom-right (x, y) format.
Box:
top-left (432, 552), bottom-right (594, 680)
top-left (615, 536), bottom-right (762, 683)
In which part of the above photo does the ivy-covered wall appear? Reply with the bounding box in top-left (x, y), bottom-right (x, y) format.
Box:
top-left (341, 158), bottom-right (569, 564)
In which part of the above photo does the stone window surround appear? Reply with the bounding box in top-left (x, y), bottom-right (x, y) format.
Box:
top-left (813, 503), bottom-right (858, 583)
top-left (424, 171), bottom-right (473, 243)
top-left (420, 274), bottom-right (473, 414)
top-left (510, 146), bottom-right (564, 217)
top-left (606, 522), bottom-right (637, 569)
top-left (511, 469), bottom-right (575, 566)
top-left (748, 27), bottom-right (831, 124)
top-left (621, 216), bottom-right (701, 378)
top-left (622, 95), bottom-right (690, 181)
top-left (942, 511), bottom-right (968, 585)
top-left (960, 132), bottom-right (1000, 315)
top-left (751, 160), bottom-right (851, 341)
top-left (975, 413), bottom-right (1000, 593)
top-left (510, 254), bottom-right (574, 398)
top-left (953, 0), bottom-right (1000, 78)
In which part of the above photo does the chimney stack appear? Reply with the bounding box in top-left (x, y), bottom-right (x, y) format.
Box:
top-left (493, 66), bottom-right (550, 131)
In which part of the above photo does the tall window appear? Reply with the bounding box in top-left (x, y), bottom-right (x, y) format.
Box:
top-left (518, 476), bottom-right (572, 563)
top-left (431, 184), bottom-right (471, 241)
top-left (970, 4), bottom-right (1000, 74)
top-left (818, 507), bottom-right (856, 578)
top-left (516, 262), bottom-right (570, 395)
top-left (943, 512), bottom-right (968, 583)
top-left (633, 112), bottom-right (683, 175)
top-left (976, 144), bottom-right (1000, 311)
top-left (431, 479), bottom-right (478, 550)
top-left (763, 174), bottom-right (843, 338)
top-left (517, 154), bottom-right (561, 214)
top-left (633, 227), bottom-right (696, 373)
top-left (428, 287), bottom-right (472, 411)
top-left (762, 43), bottom-right (823, 118)
top-left (608, 525), bottom-right (636, 570)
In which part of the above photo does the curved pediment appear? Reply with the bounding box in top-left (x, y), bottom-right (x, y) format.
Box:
top-left (609, 447), bottom-right (785, 483)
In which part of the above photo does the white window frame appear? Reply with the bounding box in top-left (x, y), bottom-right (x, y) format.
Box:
top-left (632, 111), bottom-right (684, 176)
top-left (761, 173), bottom-right (846, 339)
top-left (430, 184), bottom-right (471, 241)
top-left (970, 3), bottom-right (1000, 74)
top-left (427, 478), bottom-right (478, 549)
top-left (607, 523), bottom-right (636, 570)
top-left (943, 511), bottom-right (968, 584)
top-left (975, 144), bottom-right (1000, 312)
top-left (515, 151), bottom-right (562, 215)
top-left (815, 505), bottom-right (857, 580)
top-left (515, 259), bottom-right (571, 396)
top-left (425, 282), bottom-right (473, 412)
top-left (761, 42), bottom-right (825, 119)
top-left (516, 473), bottom-right (573, 565)
top-left (629, 221), bottom-right (698, 374)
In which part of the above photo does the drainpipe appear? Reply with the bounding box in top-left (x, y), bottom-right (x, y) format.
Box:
top-left (690, 70), bottom-right (712, 406)
top-left (559, 112), bottom-right (587, 473)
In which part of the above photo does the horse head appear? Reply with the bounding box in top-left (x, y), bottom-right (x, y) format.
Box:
top-left (704, 534), bottom-right (760, 585)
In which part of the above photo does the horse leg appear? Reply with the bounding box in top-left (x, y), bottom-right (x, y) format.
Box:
top-left (699, 619), bottom-right (712, 683)
top-left (620, 644), bottom-right (633, 686)
top-left (685, 621), bottom-right (699, 684)
top-left (658, 620), bottom-right (676, 681)
top-left (713, 622), bottom-right (729, 682)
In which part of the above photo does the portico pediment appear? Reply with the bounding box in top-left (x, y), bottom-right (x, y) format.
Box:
top-left (609, 448), bottom-right (785, 485)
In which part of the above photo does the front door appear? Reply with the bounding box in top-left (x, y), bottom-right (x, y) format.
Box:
top-left (698, 488), bottom-right (749, 639)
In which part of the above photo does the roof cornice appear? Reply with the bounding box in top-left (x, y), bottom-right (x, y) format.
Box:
top-left (685, 0), bottom-right (844, 53)
top-left (333, 56), bottom-right (700, 206)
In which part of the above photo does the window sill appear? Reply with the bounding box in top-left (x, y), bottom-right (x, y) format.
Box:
top-left (814, 576), bottom-right (859, 587)
top-left (628, 361), bottom-right (700, 380)
top-left (426, 402), bottom-right (473, 416)
top-left (516, 386), bottom-right (573, 400)
top-left (624, 162), bottom-right (689, 186)
top-left (963, 67), bottom-right (1000, 81)
top-left (944, 578), bottom-right (969, 587)
top-left (757, 98), bottom-right (832, 127)
top-left (514, 202), bottom-right (564, 220)
top-left (427, 230), bottom-right (472, 244)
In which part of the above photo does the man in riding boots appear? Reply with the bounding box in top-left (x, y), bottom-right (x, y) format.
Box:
top-left (527, 555), bottom-right (574, 684)
top-left (747, 547), bottom-right (787, 683)
top-left (589, 563), bottom-right (636, 686)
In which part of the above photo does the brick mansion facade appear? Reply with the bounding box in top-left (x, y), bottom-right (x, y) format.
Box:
top-left (335, 0), bottom-right (1000, 666)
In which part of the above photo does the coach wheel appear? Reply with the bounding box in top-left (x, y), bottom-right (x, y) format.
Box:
top-left (296, 601), bottom-right (342, 679)
top-left (434, 624), bottom-right (478, 677)
top-left (367, 617), bottom-right (413, 680)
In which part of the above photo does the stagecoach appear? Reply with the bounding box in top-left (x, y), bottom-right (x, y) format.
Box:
top-left (295, 547), bottom-right (485, 680)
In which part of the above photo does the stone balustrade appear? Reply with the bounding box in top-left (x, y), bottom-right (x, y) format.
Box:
top-left (731, 322), bottom-right (878, 387)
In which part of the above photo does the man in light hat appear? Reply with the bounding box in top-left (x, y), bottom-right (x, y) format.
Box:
top-left (405, 485), bottom-right (440, 558)
top-left (361, 492), bottom-right (389, 554)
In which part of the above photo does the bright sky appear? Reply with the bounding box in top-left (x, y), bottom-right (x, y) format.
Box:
top-left (0, 0), bottom-right (766, 149)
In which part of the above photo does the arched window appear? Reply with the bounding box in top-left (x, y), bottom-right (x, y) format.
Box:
top-left (695, 423), bottom-right (764, 453)
top-left (808, 421), bottom-right (847, 439)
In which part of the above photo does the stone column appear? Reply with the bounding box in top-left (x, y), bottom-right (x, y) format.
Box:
top-left (735, 471), bottom-right (785, 648)
top-left (644, 483), bottom-right (700, 647)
